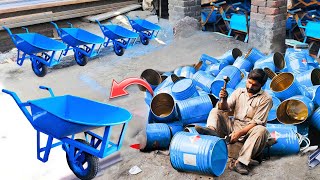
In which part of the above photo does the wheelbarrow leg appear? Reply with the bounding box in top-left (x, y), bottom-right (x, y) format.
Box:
top-left (37, 131), bottom-right (54, 162)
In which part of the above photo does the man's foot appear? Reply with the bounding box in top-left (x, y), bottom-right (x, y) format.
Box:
top-left (233, 161), bottom-right (249, 175)
top-left (194, 125), bottom-right (219, 136)
top-left (249, 159), bottom-right (260, 166)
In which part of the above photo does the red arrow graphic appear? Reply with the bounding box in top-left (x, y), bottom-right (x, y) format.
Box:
top-left (110, 78), bottom-right (154, 99)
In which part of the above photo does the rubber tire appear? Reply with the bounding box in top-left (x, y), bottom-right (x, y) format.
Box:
top-left (141, 36), bottom-right (149, 45)
top-left (114, 45), bottom-right (125, 56)
top-left (74, 49), bottom-right (88, 66)
top-left (31, 58), bottom-right (48, 77)
top-left (66, 139), bottom-right (99, 180)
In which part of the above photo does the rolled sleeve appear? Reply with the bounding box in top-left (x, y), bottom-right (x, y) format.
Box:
top-left (249, 97), bottom-right (273, 125)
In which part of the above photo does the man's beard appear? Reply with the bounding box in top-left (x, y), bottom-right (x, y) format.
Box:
top-left (247, 87), bottom-right (261, 94)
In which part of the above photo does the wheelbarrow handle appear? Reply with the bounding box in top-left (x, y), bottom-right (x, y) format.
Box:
top-left (50, 21), bottom-right (62, 36)
top-left (2, 26), bottom-right (16, 45)
top-left (2, 89), bottom-right (33, 123)
top-left (39, 86), bottom-right (55, 97)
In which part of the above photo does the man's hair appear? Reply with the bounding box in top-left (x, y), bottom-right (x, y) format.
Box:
top-left (248, 69), bottom-right (268, 86)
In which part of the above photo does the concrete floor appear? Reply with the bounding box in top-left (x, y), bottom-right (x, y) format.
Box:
top-left (0, 18), bottom-right (319, 180)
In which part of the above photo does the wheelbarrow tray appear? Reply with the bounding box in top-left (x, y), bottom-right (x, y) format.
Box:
top-left (102, 25), bottom-right (138, 40)
top-left (29, 95), bottom-right (132, 138)
top-left (15, 33), bottom-right (67, 54)
top-left (131, 19), bottom-right (161, 32)
top-left (60, 28), bottom-right (104, 47)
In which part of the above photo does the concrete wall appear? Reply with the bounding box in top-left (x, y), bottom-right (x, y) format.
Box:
top-left (168, 0), bottom-right (201, 23)
top-left (249, 0), bottom-right (288, 53)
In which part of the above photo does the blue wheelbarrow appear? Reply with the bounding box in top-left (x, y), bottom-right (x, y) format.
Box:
top-left (96, 20), bottom-right (139, 56)
top-left (126, 16), bottom-right (161, 45)
top-left (51, 22), bottom-right (104, 66)
top-left (2, 86), bottom-right (132, 180)
top-left (2, 26), bottom-right (67, 77)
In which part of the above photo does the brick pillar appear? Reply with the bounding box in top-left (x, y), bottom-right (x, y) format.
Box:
top-left (249, 0), bottom-right (287, 54)
top-left (168, 0), bottom-right (201, 23)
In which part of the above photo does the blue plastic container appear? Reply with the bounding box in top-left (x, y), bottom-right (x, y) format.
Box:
top-left (245, 48), bottom-right (265, 64)
top-left (205, 62), bottom-right (229, 76)
top-left (310, 107), bottom-right (320, 131)
top-left (265, 127), bottom-right (300, 156)
top-left (154, 74), bottom-right (179, 94)
top-left (143, 123), bottom-right (171, 151)
top-left (167, 121), bottom-right (184, 136)
top-left (200, 54), bottom-right (220, 64)
top-left (232, 56), bottom-right (253, 72)
top-left (192, 71), bottom-right (215, 93)
top-left (179, 66), bottom-right (197, 78)
top-left (277, 95), bottom-right (314, 124)
top-left (285, 50), bottom-right (311, 74)
top-left (144, 91), bottom-right (153, 107)
top-left (267, 96), bottom-right (281, 121)
top-left (174, 67), bottom-right (182, 76)
top-left (170, 132), bottom-right (228, 176)
top-left (296, 68), bottom-right (320, 87)
top-left (211, 65), bottom-right (242, 97)
top-left (254, 52), bottom-right (285, 71)
top-left (306, 85), bottom-right (320, 107)
top-left (254, 61), bottom-right (276, 72)
top-left (270, 72), bottom-right (303, 101)
top-left (29, 95), bottom-right (132, 138)
top-left (150, 93), bottom-right (177, 123)
top-left (262, 79), bottom-right (272, 90)
top-left (176, 95), bottom-right (218, 126)
top-left (172, 79), bottom-right (199, 101)
top-left (266, 123), bottom-right (298, 132)
top-left (215, 48), bottom-right (242, 65)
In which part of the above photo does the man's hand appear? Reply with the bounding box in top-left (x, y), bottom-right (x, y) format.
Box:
top-left (219, 88), bottom-right (228, 99)
top-left (229, 131), bottom-right (242, 144)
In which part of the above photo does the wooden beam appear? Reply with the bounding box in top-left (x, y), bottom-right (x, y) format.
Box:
top-left (0, 1), bottom-right (138, 30)
top-left (83, 4), bottom-right (142, 22)
top-left (0, 0), bottom-right (100, 14)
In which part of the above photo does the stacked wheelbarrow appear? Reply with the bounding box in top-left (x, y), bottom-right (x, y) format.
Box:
top-left (3, 16), bottom-right (161, 77)
top-left (138, 46), bottom-right (320, 176)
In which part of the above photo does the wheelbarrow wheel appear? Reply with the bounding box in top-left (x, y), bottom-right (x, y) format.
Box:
top-left (140, 36), bottom-right (149, 45)
top-left (114, 44), bottom-right (125, 56)
top-left (66, 139), bottom-right (99, 180)
top-left (74, 49), bottom-right (88, 66)
top-left (31, 58), bottom-right (48, 77)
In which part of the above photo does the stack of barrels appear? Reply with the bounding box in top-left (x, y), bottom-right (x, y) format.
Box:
top-left (138, 46), bottom-right (320, 176)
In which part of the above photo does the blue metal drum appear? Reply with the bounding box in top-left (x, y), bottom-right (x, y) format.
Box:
top-left (184, 127), bottom-right (199, 134)
top-left (232, 56), bottom-right (253, 72)
top-left (277, 95), bottom-right (314, 124)
top-left (143, 123), bottom-right (171, 151)
top-left (172, 79), bottom-right (199, 101)
top-left (296, 68), bottom-right (320, 87)
top-left (254, 52), bottom-right (285, 72)
top-left (200, 54), bottom-right (220, 64)
top-left (176, 95), bottom-right (218, 126)
top-left (265, 126), bottom-right (300, 156)
top-left (270, 72), bottom-right (303, 101)
top-left (179, 66), bottom-right (197, 78)
top-left (192, 71), bottom-right (215, 93)
top-left (306, 85), bottom-right (320, 107)
top-left (170, 132), bottom-right (228, 176)
top-left (154, 74), bottom-right (180, 95)
top-left (285, 50), bottom-right (311, 74)
top-left (310, 107), bottom-right (320, 131)
top-left (245, 48), bottom-right (265, 64)
top-left (211, 65), bottom-right (242, 97)
top-left (140, 69), bottom-right (162, 91)
top-left (167, 121), bottom-right (184, 136)
top-left (150, 93), bottom-right (177, 123)
top-left (205, 61), bottom-right (229, 76)
top-left (267, 96), bottom-right (281, 122)
top-left (216, 48), bottom-right (242, 65)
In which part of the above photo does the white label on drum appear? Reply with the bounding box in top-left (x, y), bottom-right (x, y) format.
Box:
top-left (183, 153), bottom-right (197, 166)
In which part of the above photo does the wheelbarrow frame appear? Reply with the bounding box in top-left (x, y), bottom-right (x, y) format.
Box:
top-left (96, 20), bottom-right (138, 56)
top-left (2, 26), bottom-right (66, 77)
top-left (2, 86), bottom-right (131, 178)
top-left (125, 15), bottom-right (161, 45)
top-left (51, 22), bottom-right (104, 66)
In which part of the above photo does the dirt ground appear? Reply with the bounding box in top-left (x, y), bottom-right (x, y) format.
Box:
top-left (0, 14), bottom-right (320, 180)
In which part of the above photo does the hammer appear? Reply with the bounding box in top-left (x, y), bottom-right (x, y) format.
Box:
top-left (223, 76), bottom-right (230, 90)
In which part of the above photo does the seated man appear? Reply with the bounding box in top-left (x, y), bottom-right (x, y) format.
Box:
top-left (195, 69), bottom-right (273, 175)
